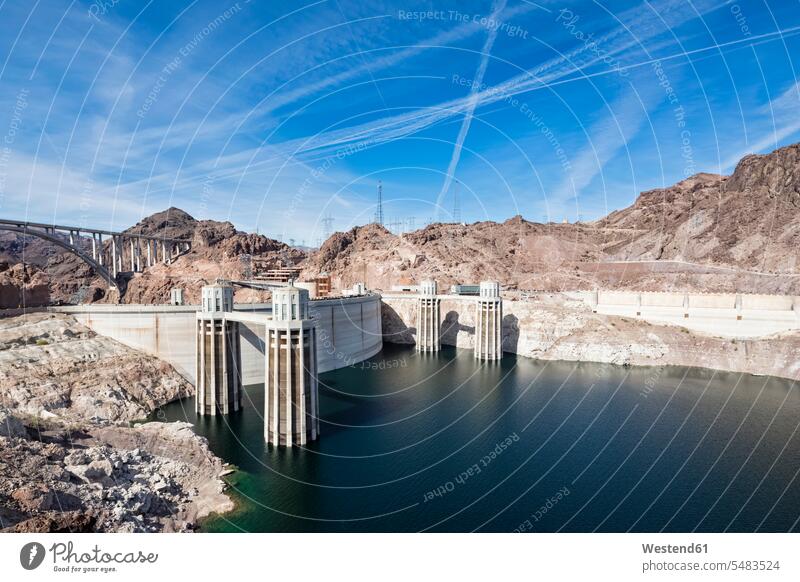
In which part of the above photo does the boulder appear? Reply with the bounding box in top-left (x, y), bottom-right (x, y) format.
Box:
top-left (0, 406), bottom-right (26, 438)
top-left (85, 459), bottom-right (113, 481)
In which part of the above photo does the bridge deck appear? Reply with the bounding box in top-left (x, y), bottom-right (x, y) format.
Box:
top-left (0, 218), bottom-right (191, 243)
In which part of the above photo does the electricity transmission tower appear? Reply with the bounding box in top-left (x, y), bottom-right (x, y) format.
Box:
top-left (374, 181), bottom-right (384, 226)
top-left (321, 214), bottom-right (334, 240)
top-left (453, 180), bottom-right (461, 224)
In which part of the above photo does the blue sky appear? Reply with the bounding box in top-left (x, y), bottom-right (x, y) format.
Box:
top-left (0, 0), bottom-right (799, 245)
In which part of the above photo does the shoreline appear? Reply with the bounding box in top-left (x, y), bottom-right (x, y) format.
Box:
top-left (195, 469), bottom-right (249, 533)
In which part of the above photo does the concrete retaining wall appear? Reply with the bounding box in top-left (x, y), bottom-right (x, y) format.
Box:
top-left (641, 294), bottom-right (684, 307)
top-left (53, 294), bottom-right (383, 385)
top-left (383, 290), bottom-right (800, 343)
top-left (380, 294), bottom-right (800, 381)
top-left (598, 291), bottom-right (639, 306)
top-left (585, 291), bottom-right (799, 337)
top-left (591, 291), bottom-right (798, 312)
top-left (741, 294), bottom-right (795, 310)
top-left (688, 293), bottom-right (735, 309)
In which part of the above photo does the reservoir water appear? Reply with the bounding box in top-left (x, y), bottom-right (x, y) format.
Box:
top-left (151, 344), bottom-right (800, 532)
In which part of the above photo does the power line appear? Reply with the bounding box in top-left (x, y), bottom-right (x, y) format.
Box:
top-left (388, 218), bottom-right (402, 233)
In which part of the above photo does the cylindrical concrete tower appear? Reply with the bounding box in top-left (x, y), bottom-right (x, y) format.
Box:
top-left (196, 283), bottom-right (242, 415)
top-left (475, 281), bottom-right (503, 360)
top-left (416, 279), bottom-right (440, 352)
top-left (170, 287), bottom-right (184, 306)
top-left (264, 285), bottom-right (320, 447)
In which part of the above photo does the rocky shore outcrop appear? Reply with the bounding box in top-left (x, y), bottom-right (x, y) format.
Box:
top-left (0, 416), bottom-right (233, 532)
top-left (0, 313), bottom-right (233, 532)
top-left (0, 313), bottom-right (192, 424)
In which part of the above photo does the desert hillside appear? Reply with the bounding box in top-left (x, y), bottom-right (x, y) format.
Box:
top-left (110, 208), bottom-right (305, 304)
top-left (2, 143), bottom-right (799, 305)
top-left (304, 143), bottom-right (800, 294)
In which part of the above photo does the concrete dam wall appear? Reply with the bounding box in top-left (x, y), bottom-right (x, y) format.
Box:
top-left (54, 293), bottom-right (383, 384)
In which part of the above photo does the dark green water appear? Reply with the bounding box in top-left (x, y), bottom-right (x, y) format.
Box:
top-left (150, 344), bottom-right (800, 532)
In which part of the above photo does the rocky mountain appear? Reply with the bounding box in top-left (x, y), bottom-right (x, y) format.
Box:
top-left (0, 262), bottom-right (50, 308)
top-left (302, 218), bottom-right (605, 291)
top-left (0, 231), bottom-right (103, 306)
top-left (598, 144), bottom-right (800, 272)
top-left (116, 208), bottom-right (305, 304)
top-left (2, 142), bottom-right (799, 305)
top-left (304, 143), bottom-right (800, 294)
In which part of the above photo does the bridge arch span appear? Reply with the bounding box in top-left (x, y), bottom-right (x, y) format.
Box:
top-left (0, 225), bottom-right (116, 288)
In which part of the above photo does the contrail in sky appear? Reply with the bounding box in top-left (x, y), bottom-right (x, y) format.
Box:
top-left (435, 0), bottom-right (507, 220)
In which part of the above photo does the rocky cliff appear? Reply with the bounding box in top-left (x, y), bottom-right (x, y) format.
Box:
top-left (0, 208), bottom-right (306, 306)
top-left (304, 143), bottom-right (800, 294)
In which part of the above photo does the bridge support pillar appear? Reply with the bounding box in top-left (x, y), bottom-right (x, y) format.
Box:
top-left (475, 281), bottom-right (503, 360)
top-left (111, 236), bottom-right (118, 277)
top-left (416, 280), bottom-right (440, 352)
top-left (195, 283), bottom-right (241, 416)
top-left (264, 285), bottom-right (319, 447)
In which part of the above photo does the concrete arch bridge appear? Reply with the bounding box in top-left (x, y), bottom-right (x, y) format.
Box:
top-left (0, 218), bottom-right (191, 288)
